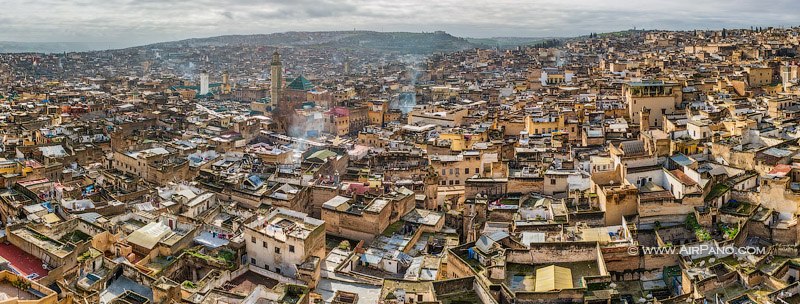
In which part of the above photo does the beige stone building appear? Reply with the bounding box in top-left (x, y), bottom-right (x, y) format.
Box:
top-left (244, 208), bottom-right (325, 281)
top-left (623, 81), bottom-right (682, 128)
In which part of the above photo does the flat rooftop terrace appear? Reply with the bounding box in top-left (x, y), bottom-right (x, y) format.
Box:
top-left (505, 261), bottom-right (601, 292)
top-left (224, 270), bottom-right (279, 295)
top-left (0, 243), bottom-right (49, 278)
top-left (0, 281), bottom-right (42, 300)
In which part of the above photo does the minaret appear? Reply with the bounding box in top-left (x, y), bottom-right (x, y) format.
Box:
top-left (222, 71), bottom-right (231, 94)
top-left (270, 51), bottom-right (283, 109)
top-left (199, 71), bottom-right (209, 95)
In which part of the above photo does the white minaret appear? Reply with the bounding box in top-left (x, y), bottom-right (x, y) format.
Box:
top-left (200, 71), bottom-right (209, 95)
top-left (271, 51), bottom-right (283, 107)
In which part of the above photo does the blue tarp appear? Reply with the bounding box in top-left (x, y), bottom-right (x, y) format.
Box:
top-left (42, 202), bottom-right (54, 213)
top-left (248, 175), bottom-right (263, 188)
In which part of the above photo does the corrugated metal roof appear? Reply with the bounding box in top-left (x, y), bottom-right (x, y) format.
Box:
top-left (476, 231), bottom-right (509, 254)
top-left (38, 145), bottom-right (67, 158)
top-left (127, 222), bottom-right (171, 250)
top-left (535, 265), bottom-right (573, 292)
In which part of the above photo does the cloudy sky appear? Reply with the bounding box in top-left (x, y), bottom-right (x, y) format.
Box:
top-left (1, 0), bottom-right (797, 47)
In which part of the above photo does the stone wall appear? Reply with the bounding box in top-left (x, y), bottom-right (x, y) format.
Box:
top-left (513, 289), bottom-right (585, 304)
top-left (309, 185), bottom-right (338, 218)
top-left (601, 245), bottom-right (641, 273)
top-left (445, 245), bottom-right (478, 279)
top-left (507, 178), bottom-right (543, 194)
top-left (506, 242), bottom-right (599, 264)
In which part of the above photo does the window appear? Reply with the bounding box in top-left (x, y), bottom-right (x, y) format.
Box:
top-left (263, 241), bottom-right (268, 248)
top-left (251, 236), bottom-right (256, 243)
top-left (250, 258), bottom-right (255, 264)
top-left (465, 168), bottom-right (470, 174)
top-left (455, 180), bottom-right (460, 185)
top-left (550, 178), bottom-right (556, 185)
top-left (275, 247), bottom-right (281, 254)
top-left (265, 265), bottom-right (270, 270)
top-left (441, 169), bottom-right (446, 175)
top-left (276, 268), bottom-right (281, 274)
top-left (289, 245), bottom-right (295, 253)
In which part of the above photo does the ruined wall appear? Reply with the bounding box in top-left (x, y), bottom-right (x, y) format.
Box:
top-left (757, 179), bottom-right (800, 214)
top-left (709, 143), bottom-right (756, 171)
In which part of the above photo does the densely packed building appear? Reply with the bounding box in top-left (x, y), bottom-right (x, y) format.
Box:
top-left (0, 27), bottom-right (800, 303)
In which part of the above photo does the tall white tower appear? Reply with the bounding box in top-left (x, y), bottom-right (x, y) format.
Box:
top-left (270, 51), bottom-right (283, 107)
top-left (200, 71), bottom-right (209, 95)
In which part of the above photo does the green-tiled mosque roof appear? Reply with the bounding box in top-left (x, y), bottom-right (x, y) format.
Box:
top-left (286, 75), bottom-right (314, 91)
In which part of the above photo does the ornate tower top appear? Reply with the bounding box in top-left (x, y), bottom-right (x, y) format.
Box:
top-left (271, 50), bottom-right (281, 66)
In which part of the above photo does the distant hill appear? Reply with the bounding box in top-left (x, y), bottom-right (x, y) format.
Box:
top-left (0, 31), bottom-right (561, 54)
top-left (465, 37), bottom-right (554, 48)
top-left (151, 31), bottom-right (556, 53)
top-left (0, 41), bottom-right (119, 53)
top-left (143, 31), bottom-right (481, 54)
top-left (318, 31), bottom-right (477, 54)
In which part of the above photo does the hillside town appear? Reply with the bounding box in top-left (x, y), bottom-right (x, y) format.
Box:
top-left (0, 27), bottom-right (800, 304)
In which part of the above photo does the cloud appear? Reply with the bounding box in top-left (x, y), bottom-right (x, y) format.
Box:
top-left (0, 0), bottom-right (797, 47)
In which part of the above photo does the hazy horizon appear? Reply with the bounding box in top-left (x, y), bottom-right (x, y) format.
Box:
top-left (1, 0), bottom-right (797, 50)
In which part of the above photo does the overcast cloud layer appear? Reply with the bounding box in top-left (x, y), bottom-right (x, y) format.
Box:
top-left (1, 0), bottom-right (798, 47)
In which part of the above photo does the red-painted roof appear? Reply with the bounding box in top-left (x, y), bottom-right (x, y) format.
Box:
top-left (769, 164), bottom-right (792, 176)
top-left (0, 243), bottom-right (49, 278)
top-left (669, 169), bottom-right (697, 186)
top-left (327, 107), bottom-right (350, 117)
